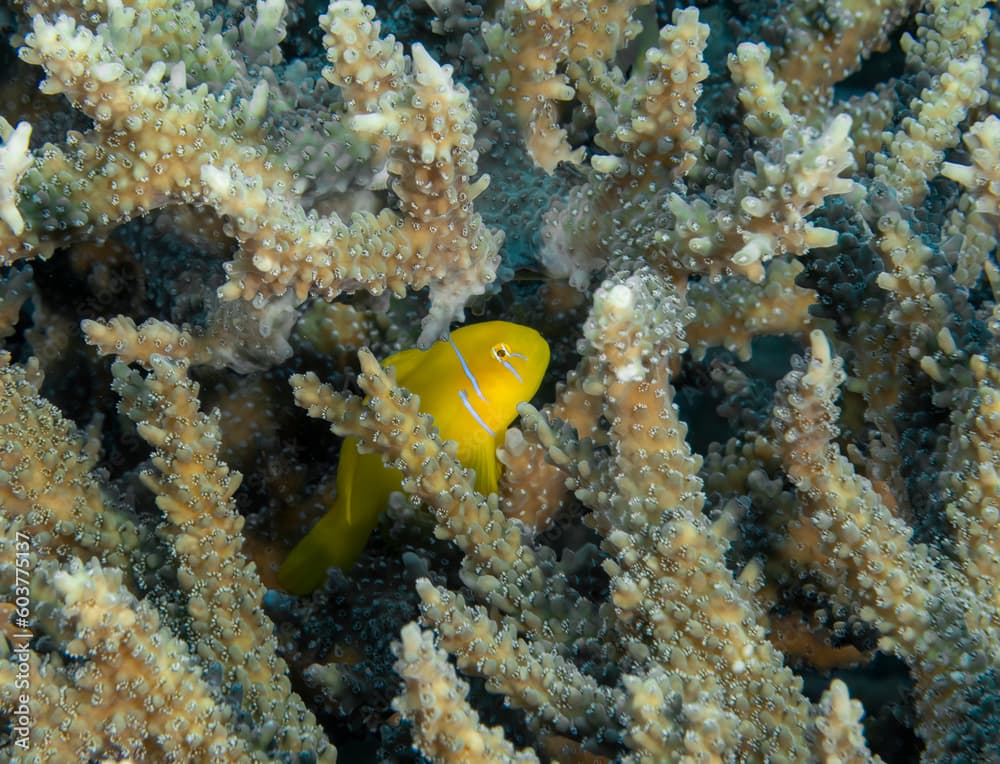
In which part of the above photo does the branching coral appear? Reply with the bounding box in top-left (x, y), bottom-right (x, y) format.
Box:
top-left (1, 0), bottom-right (999, 761)
top-left (97, 348), bottom-right (335, 760)
top-left (770, 330), bottom-right (998, 761)
top-left (291, 264), bottom-right (883, 761)
top-left (2, 0), bottom-right (500, 344)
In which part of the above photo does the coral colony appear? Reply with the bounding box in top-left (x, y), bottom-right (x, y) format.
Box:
top-left (0, 0), bottom-right (998, 761)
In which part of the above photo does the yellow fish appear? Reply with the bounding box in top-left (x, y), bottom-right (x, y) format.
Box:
top-left (278, 321), bottom-right (550, 594)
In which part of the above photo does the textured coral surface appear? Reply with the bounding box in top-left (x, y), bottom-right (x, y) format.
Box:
top-left (1, 0), bottom-right (998, 762)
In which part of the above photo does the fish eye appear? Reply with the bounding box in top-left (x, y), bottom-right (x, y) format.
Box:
top-left (491, 343), bottom-right (510, 362)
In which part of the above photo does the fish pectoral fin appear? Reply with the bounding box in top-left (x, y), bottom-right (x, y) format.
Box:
top-left (459, 432), bottom-right (501, 497)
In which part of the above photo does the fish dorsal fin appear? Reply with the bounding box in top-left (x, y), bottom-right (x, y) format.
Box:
top-left (382, 346), bottom-right (427, 385)
top-left (337, 436), bottom-right (360, 525)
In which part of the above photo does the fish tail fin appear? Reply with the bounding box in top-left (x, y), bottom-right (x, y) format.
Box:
top-left (278, 442), bottom-right (400, 596)
top-left (277, 495), bottom-right (371, 595)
